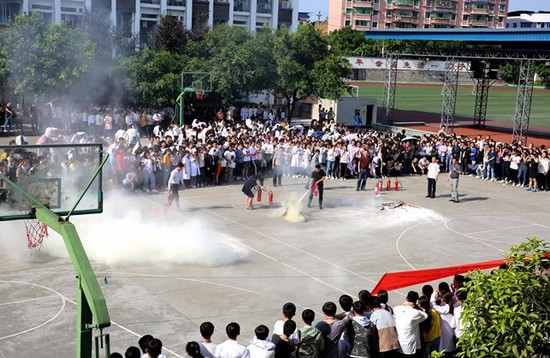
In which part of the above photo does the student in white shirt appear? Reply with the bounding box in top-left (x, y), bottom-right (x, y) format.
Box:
top-left (215, 322), bottom-right (250, 358)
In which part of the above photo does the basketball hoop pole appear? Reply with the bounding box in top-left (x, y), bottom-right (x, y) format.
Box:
top-left (35, 207), bottom-right (111, 358)
top-left (177, 87), bottom-right (197, 126)
top-left (0, 173), bottom-right (111, 358)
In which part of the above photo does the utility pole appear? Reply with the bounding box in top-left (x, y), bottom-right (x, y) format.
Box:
top-left (316, 11), bottom-right (323, 22)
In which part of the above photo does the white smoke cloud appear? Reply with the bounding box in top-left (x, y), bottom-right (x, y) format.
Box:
top-left (38, 192), bottom-right (249, 267)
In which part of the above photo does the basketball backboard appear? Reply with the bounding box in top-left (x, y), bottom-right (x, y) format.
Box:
top-left (181, 71), bottom-right (213, 93)
top-left (0, 143), bottom-right (104, 221)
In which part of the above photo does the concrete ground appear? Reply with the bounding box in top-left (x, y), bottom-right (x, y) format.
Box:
top-left (1, 137), bottom-right (549, 357)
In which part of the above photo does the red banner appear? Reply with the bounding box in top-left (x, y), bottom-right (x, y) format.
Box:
top-left (371, 254), bottom-right (550, 295)
top-left (371, 259), bottom-right (505, 295)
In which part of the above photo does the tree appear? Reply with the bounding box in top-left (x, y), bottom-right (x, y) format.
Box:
top-left (148, 15), bottom-right (188, 53)
top-left (123, 48), bottom-right (187, 107)
top-left (328, 26), bottom-right (378, 56)
top-left (201, 24), bottom-right (254, 102)
top-left (75, 10), bottom-right (135, 104)
top-left (3, 13), bottom-right (94, 98)
top-left (458, 237), bottom-right (550, 358)
top-left (272, 24), bottom-right (351, 121)
top-left (0, 37), bottom-right (8, 92)
top-left (245, 28), bottom-right (278, 95)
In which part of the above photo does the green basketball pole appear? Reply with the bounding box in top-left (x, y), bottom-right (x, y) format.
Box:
top-left (0, 149), bottom-right (111, 358)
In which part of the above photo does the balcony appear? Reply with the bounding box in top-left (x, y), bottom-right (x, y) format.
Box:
top-left (393, 15), bottom-right (418, 24)
top-left (430, 17), bottom-right (452, 24)
top-left (471, 7), bottom-right (489, 14)
top-left (393, 3), bottom-right (414, 10)
top-left (469, 19), bottom-right (489, 27)
top-left (434, 1), bottom-right (453, 9)
top-left (354, 13), bottom-right (372, 20)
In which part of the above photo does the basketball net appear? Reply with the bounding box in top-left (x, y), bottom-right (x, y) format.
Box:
top-left (20, 204), bottom-right (49, 251)
top-left (24, 218), bottom-right (49, 250)
top-left (196, 89), bottom-right (205, 100)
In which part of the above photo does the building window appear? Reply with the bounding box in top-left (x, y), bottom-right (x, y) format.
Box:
top-left (234, 0), bottom-right (250, 12)
top-left (257, 0), bottom-right (271, 13)
top-left (345, 20), bottom-right (351, 26)
top-left (520, 22), bottom-right (531, 28)
top-left (0, 1), bottom-right (21, 25)
top-left (373, 21), bottom-right (377, 28)
top-left (168, 0), bottom-right (184, 6)
top-left (61, 13), bottom-right (82, 27)
top-left (513, 22), bottom-right (517, 28)
top-left (355, 7), bottom-right (371, 15)
top-left (355, 20), bottom-right (370, 27)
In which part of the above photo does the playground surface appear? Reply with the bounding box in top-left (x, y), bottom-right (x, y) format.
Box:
top-left (1, 165), bottom-right (549, 356)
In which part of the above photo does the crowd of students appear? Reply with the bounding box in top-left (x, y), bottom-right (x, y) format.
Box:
top-left (2, 103), bottom-right (549, 198)
top-left (110, 276), bottom-right (468, 358)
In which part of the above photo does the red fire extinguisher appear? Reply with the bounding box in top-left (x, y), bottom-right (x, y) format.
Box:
top-left (313, 183), bottom-right (318, 196)
top-left (377, 180), bottom-right (383, 192)
top-left (268, 192), bottom-right (273, 205)
top-left (386, 179), bottom-right (391, 191)
top-left (394, 179), bottom-right (399, 191)
top-left (374, 183), bottom-right (379, 196)
top-left (257, 189), bottom-right (262, 202)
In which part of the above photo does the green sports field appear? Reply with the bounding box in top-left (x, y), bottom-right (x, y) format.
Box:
top-left (358, 84), bottom-right (550, 130)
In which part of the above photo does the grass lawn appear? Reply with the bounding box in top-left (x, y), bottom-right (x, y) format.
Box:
top-left (358, 84), bottom-right (550, 130)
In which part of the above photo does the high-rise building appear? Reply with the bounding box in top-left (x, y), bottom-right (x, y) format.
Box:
top-left (0, 0), bottom-right (299, 43)
top-left (328, 0), bottom-right (508, 32)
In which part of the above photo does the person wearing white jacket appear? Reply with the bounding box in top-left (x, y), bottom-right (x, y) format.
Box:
top-left (247, 325), bottom-right (276, 358)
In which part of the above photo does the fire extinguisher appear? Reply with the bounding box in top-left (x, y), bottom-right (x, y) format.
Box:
top-left (268, 192), bottom-right (273, 205)
top-left (386, 179), bottom-right (391, 191)
top-left (257, 189), bottom-right (262, 202)
top-left (394, 179), bottom-right (399, 191)
top-left (377, 180), bottom-right (383, 192)
top-left (313, 183), bottom-right (318, 196)
top-left (374, 183), bottom-right (379, 196)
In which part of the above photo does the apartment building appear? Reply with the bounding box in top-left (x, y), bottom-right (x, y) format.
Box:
top-left (328, 0), bottom-right (508, 32)
top-left (0, 0), bottom-right (299, 43)
top-left (507, 10), bottom-right (550, 29)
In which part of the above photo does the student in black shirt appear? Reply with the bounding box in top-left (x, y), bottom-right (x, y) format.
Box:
top-left (307, 164), bottom-right (326, 210)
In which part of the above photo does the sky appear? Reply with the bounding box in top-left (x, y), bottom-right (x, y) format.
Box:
top-left (298, 0), bottom-right (550, 20)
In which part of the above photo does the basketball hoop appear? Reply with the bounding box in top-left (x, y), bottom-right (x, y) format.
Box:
top-left (19, 185), bottom-right (53, 251)
top-left (24, 218), bottom-right (49, 250)
top-left (195, 88), bottom-right (205, 100)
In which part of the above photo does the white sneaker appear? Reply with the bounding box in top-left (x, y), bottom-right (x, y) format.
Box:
top-left (520, 184), bottom-right (524, 187)
top-left (152, 189), bottom-right (158, 193)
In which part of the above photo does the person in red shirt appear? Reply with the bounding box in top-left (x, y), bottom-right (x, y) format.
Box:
top-left (356, 149), bottom-right (371, 191)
